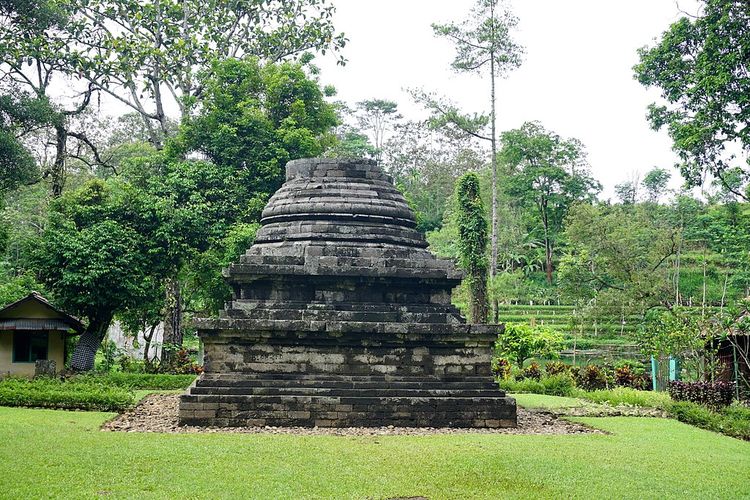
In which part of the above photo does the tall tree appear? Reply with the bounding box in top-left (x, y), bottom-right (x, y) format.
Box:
top-left (35, 179), bottom-right (169, 371)
top-left (500, 121), bottom-right (600, 284)
top-left (432, 0), bottom-right (523, 279)
top-left (455, 172), bottom-right (489, 323)
top-left (354, 99), bottom-right (401, 161)
top-left (634, 0), bottom-right (750, 200)
top-left (642, 167), bottom-right (671, 203)
top-left (0, 0), bottom-right (101, 197)
top-left (71, 0), bottom-right (346, 147)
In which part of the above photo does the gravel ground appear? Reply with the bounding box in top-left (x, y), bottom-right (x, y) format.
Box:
top-left (102, 394), bottom-right (605, 436)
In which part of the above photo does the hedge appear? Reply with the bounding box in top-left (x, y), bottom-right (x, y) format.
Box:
top-left (0, 377), bottom-right (134, 412)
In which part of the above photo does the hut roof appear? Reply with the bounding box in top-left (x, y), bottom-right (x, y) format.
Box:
top-left (0, 292), bottom-right (84, 334)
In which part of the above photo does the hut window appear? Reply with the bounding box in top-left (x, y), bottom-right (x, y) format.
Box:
top-left (12, 332), bottom-right (49, 363)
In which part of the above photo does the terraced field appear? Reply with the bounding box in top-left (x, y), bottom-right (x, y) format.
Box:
top-left (495, 304), bottom-right (720, 363)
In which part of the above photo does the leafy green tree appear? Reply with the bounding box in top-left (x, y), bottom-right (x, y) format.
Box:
top-left (0, 92), bottom-right (43, 194)
top-left (354, 99), bottom-right (400, 160)
top-left (500, 121), bottom-right (601, 284)
top-left (71, 0), bottom-right (346, 146)
top-left (455, 172), bottom-right (489, 323)
top-left (495, 322), bottom-right (563, 368)
top-left (431, 0), bottom-right (524, 277)
top-left (642, 167), bottom-right (671, 203)
top-left (614, 181), bottom-right (638, 205)
top-left (157, 57), bottom-right (336, 359)
top-left (34, 179), bottom-right (168, 370)
top-left (0, 0), bottom-right (102, 197)
top-left (634, 0), bottom-right (750, 200)
top-left (177, 58), bottom-right (337, 199)
top-left (559, 203), bottom-right (679, 310)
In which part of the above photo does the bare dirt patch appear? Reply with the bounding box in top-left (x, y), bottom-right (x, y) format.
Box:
top-left (102, 394), bottom-right (604, 436)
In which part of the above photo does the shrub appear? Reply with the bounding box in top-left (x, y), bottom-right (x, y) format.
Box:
top-left (492, 358), bottom-right (512, 380)
top-left (545, 361), bottom-right (570, 376)
top-left (575, 364), bottom-right (608, 390)
top-left (523, 362), bottom-right (542, 381)
top-left (666, 401), bottom-right (750, 441)
top-left (0, 377), bottom-right (134, 412)
top-left (668, 381), bottom-right (735, 409)
top-left (577, 387), bottom-right (671, 409)
top-left (614, 365), bottom-right (636, 387)
top-left (541, 373), bottom-right (576, 397)
top-left (496, 323), bottom-right (564, 368)
top-left (77, 372), bottom-right (196, 390)
top-left (498, 374), bottom-right (575, 397)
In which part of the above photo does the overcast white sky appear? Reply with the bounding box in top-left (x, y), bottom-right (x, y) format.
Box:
top-left (315, 0), bottom-right (700, 198)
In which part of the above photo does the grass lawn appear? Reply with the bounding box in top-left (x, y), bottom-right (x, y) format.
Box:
top-left (0, 407), bottom-right (748, 499)
top-left (512, 393), bottom-right (584, 409)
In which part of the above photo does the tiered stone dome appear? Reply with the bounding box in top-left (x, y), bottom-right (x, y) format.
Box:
top-left (227, 158), bottom-right (461, 283)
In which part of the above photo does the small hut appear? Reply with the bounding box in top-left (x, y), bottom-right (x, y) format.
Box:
top-left (0, 292), bottom-right (83, 377)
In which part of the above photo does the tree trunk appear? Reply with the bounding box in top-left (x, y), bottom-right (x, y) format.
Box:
top-left (51, 124), bottom-right (67, 198)
top-left (541, 199), bottom-right (553, 284)
top-left (143, 324), bottom-right (157, 366)
top-left (470, 272), bottom-right (489, 325)
top-left (489, 52), bottom-right (498, 280)
top-left (162, 277), bottom-right (183, 366)
top-left (70, 313), bottom-right (113, 371)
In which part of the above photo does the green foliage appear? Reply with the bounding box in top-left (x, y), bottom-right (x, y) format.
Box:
top-left (0, 92), bottom-right (57, 194)
top-left (77, 372), bottom-right (195, 390)
top-left (500, 121), bottom-right (601, 283)
top-left (0, 377), bottom-right (134, 411)
top-left (559, 203), bottom-right (678, 308)
top-left (642, 167), bottom-right (671, 203)
top-left (178, 57), bottom-right (337, 199)
top-left (576, 388), bottom-right (672, 409)
top-left (573, 364), bottom-right (608, 391)
top-left (499, 373), bottom-right (576, 397)
top-left (666, 401), bottom-right (750, 441)
top-left (34, 179), bottom-right (165, 326)
top-left (0, 270), bottom-right (44, 308)
top-left (455, 172), bottom-right (489, 322)
top-left (634, 0), bottom-right (750, 199)
top-left (496, 322), bottom-right (564, 368)
top-left (635, 307), bottom-right (706, 359)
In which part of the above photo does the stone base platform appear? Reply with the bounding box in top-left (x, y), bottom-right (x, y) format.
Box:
top-left (180, 373), bottom-right (517, 428)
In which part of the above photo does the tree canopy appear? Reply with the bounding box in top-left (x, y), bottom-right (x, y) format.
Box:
top-left (634, 0), bottom-right (750, 200)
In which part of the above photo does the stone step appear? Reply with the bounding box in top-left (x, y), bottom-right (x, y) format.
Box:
top-left (179, 393), bottom-right (516, 428)
top-left (188, 386), bottom-right (501, 398)
top-left (231, 300), bottom-right (455, 311)
top-left (197, 373), bottom-right (495, 383)
top-left (223, 307), bottom-right (457, 324)
top-left (194, 378), bottom-right (498, 391)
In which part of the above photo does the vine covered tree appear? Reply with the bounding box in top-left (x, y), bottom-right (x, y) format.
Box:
top-left (455, 172), bottom-right (489, 323)
top-left (634, 0), bottom-right (750, 200)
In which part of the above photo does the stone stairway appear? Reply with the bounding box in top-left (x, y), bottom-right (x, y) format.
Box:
top-left (180, 373), bottom-right (516, 428)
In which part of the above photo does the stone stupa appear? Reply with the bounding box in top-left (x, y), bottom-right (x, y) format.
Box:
top-left (179, 158), bottom-right (516, 428)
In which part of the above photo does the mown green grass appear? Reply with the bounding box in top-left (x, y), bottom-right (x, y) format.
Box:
top-left (0, 407), bottom-right (748, 499)
top-left (512, 393), bottom-right (583, 409)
